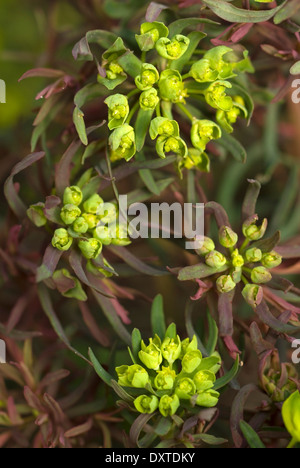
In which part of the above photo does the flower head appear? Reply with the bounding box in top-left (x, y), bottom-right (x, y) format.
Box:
top-left (136, 22), bottom-right (169, 51)
top-left (116, 364), bottom-right (149, 388)
top-left (135, 64), bottom-right (159, 91)
top-left (159, 70), bottom-right (188, 103)
top-left (109, 124), bottom-right (136, 162)
top-left (159, 394), bottom-right (180, 417)
top-left (78, 238), bottom-right (102, 259)
top-left (52, 228), bottom-right (73, 251)
top-left (134, 395), bottom-right (159, 414)
top-left (282, 391), bottom-right (300, 447)
top-left (105, 94), bottom-right (129, 130)
top-left (139, 88), bottom-right (160, 111)
top-left (139, 336), bottom-right (162, 371)
top-left (204, 81), bottom-right (233, 112)
top-left (156, 35), bottom-right (190, 60)
top-left (63, 186), bottom-right (83, 206)
top-left (60, 204), bottom-right (81, 225)
top-left (191, 120), bottom-right (222, 152)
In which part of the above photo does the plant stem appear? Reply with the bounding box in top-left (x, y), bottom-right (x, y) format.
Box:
top-left (176, 103), bottom-right (195, 123)
top-left (155, 103), bottom-right (161, 117)
top-left (126, 101), bottom-right (139, 124)
top-left (127, 88), bottom-right (140, 100)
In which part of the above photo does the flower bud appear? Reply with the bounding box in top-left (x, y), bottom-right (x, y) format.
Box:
top-left (149, 117), bottom-right (179, 140)
top-left (52, 228), bottom-right (73, 251)
top-left (219, 226), bottom-right (238, 248)
top-left (261, 251), bottom-right (282, 269)
top-left (179, 149), bottom-right (210, 174)
top-left (105, 60), bottom-right (124, 80)
top-left (82, 213), bottom-right (99, 230)
top-left (231, 267), bottom-right (242, 284)
top-left (63, 186), bottom-right (83, 206)
top-left (191, 120), bottom-right (222, 152)
top-left (156, 35), bottom-right (190, 60)
top-left (154, 366), bottom-right (176, 391)
top-left (93, 225), bottom-right (112, 246)
top-left (182, 350), bottom-right (202, 374)
top-left (216, 97), bottom-right (247, 134)
top-left (205, 250), bottom-right (227, 268)
top-left (138, 337), bottom-right (162, 370)
top-left (109, 124), bottom-right (136, 162)
top-left (104, 94), bottom-right (129, 130)
top-left (156, 135), bottom-right (188, 159)
top-left (136, 22), bottom-right (169, 51)
top-left (242, 216), bottom-right (268, 241)
top-left (134, 395), bottom-right (159, 414)
top-left (116, 364), bottom-right (149, 388)
top-left (159, 69), bottom-right (188, 104)
top-left (98, 203), bottom-right (118, 225)
top-left (135, 64), bottom-right (159, 91)
top-left (110, 225), bottom-right (131, 246)
top-left (78, 238), bottom-right (102, 259)
top-left (27, 203), bottom-right (47, 227)
top-left (231, 249), bottom-right (244, 268)
top-left (204, 81), bottom-right (233, 112)
top-left (190, 59), bottom-right (219, 83)
top-left (242, 284), bottom-right (263, 308)
top-left (139, 88), bottom-right (160, 111)
top-left (196, 389), bottom-right (220, 408)
top-left (83, 194), bottom-right (104, 215)
top-left (251, 266), bottom-right (272, 284)
top-left (193, 370), bottom-right (216, 392)
top-left (60, 204), bottom-right (81, 225)
top-left (282, 391), bottom-right (300, 446)
top-left (159, 394), bottom-right (180, 417)
top-left (161, 335), bottom-right (182, 364)
top-left (195, 237), bottom-right (215, 256)
top-left (181, 335), bottom-right (198, 358)
top-left (175, 378), bottom-right (196, 400)
top-left (245, 247), bottom-right (262, 263)
top-left (216, 275), bottom-right (236, 294)
top-left (73, 217), bottom-right (89, 234)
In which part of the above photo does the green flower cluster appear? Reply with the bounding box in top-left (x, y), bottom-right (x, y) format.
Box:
top-left (195, 216), bottom-right (282, 307)
top-left (260, 354), bottom-right (298, 403)
top-left (116, 325), bottom-right (221, 417)
top-left (51, 185), bottom-right (131, 259)
top-left (100, 22), bottom-right (253, 174)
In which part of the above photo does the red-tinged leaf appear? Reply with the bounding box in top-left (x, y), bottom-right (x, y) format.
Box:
top-left (37, 283), bottom-right (90, 364)
top-left (129, 413), bottom-right (156, 447)
top-left (275, 245), bottom-right (300, 259)
top-left (72, 30), bottom-right (117, 61)
top-left (223, 336), bottom-right (241, 360)
top-left (251, 231), bottom-right (281, 253)
top-left (79, 302), bottom-right (110, 347)
top-left (242, 179), bottom-right (261, 222)
top-left (24, 386), bottom-right (45, 412)
top-left (7, 397), bottom-right (23, 426)
top-left (91, 290), bottom-right (131, 345)
top-left (36, 245), bottom-right (63, 283)
top-left (145, 2), bottom-right (168, 22)
top-left (255, 300), bottom-right (300, 333)
top-left (249, 322), bottom-right (273, 357)
top-left (267, 276), bottom-right (293, 293)
top-left (44, 196), bottom-right (62, 224)
top-left (230, 384), bottom-right (257, 448)
top-left (64, 419), bottom-right (93, 439)
top-left (68, 250), bottom-right (114, 298)
top-left (218, 290), bottom-right (235, 337)
top-left (0, 432), bottom-right (11, 448)
top-left (43, 393), bottom-right (65, 424)
top-left (202, 0), bottom-right (286, 24)
top-left (231, 23), bottom-right (253, 43)
top-left (19, 68), bottom-right (65, 81)
top-left (39, 370), bottom-right (70, 390)
top-left (55, 140), bottom-right (82, 198)
top-left (4, 152), bottom-right (45, 219)
top-left (178, 263), bottom-right (228, 281)
top-left (108, 245), bottom-right (168, 276)
top-left (6, 289), bottom-right (35, 333)
top-left (191, 279), bottom-right (212, 301)
top-left (205, 201), bottom-right (231, 228)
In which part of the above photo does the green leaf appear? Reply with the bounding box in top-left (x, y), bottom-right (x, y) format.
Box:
top-left (168, 18), bottom-right (219, 37)
top-left (88, 348), bottom-right (113, 386)
top-left (213, 356), bottom-right (240, 390)
top-left (206, 313), bottom-right (219, 356)
top-left (192, 433), bottom-right (228, 445)
top-left (131, 328), bottom-right (142, 361)
top-left (202, 0), bottom-right (287, 23)
top-left (240, 421), bottom-right (266, 448)
top-left (118, 52), bottom-right (142, 78)
top-left (135, 109), bottom-right (154, 153)
top-left (165, 323), bottom-right (177, 340)
top-left (274, 0), bottom-right (300, 24)
top-left (151, 294), bottom-right (166, 340)
top-left (73, 106), bottom-right (88, 146)
top-left (218, 133), bottom-right (247, 163)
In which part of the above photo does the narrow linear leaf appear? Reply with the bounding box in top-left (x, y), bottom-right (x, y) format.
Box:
top-left (240, 420), bottom-right (266, 448)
